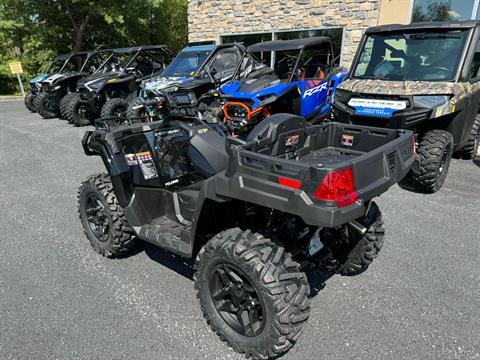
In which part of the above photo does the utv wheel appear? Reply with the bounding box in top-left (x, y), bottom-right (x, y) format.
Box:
top-left (24, 93), bottom-right (37, 112)
top-left (101, 98), bottom-right (128, 119)
top-left (78, 173), bottom-right (135, 258)
top-left (64, 93), bottom-right (93, 126)
top-left (329, 202), bottom-right (384, 276)
top-left (34, 92), bottom-right (58, 119)
top-left (126, 98), bottom-right (146, 120)
top-left (403, 130), bottom-right (453, 193)
top-left (454, 115), bottom-right (480, 160)
top-left (59, 92), bottom-right (77, 121)
top-left (194, 228), bottom-right (310, 359)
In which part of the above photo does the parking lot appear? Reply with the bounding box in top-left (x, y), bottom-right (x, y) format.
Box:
top-left (0, 100), bottom-right (479, 360)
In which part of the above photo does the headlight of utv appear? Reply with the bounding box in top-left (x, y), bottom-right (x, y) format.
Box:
top-left (332, 88), bottom-right (351, 105)
top-left (413, 95), bottom-right (450, 109)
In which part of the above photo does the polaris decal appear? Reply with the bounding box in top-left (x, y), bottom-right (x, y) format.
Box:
top-left (348, 98), bottom-right (407, 118)
top-left (303, 81), bottom-right (328, 98)
top-left (341, 135), bottom-right (354, 147)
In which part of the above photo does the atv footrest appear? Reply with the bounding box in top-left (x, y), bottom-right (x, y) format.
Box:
top-left (137, 216), bottom-right (191, 256)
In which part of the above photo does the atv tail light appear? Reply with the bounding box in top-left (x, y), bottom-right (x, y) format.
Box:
top-left (278, 177), bottom-right (302, 189)
top-left (412, 136), bottom-right (417, 155)
top-left (313, 168), bottom-right (359, 207)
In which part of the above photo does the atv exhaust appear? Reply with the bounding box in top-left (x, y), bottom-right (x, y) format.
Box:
top-left (348, 220), bottom-right (367, 236)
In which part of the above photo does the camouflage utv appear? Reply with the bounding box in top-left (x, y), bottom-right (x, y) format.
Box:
top-left (332, 21), bottom-right (480, 193)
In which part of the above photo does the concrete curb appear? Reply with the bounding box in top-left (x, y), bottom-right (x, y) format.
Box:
top-left (0, 96), bottom-right (23, 101)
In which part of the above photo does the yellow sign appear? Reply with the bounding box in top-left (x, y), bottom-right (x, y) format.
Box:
top-left (9, 62), bottom-right (23, 74)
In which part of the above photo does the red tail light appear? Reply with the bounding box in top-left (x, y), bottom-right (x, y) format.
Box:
top-left (313, 168), bottom-right (359, 207)
top-left (278, 177), bottom-right (302, 189)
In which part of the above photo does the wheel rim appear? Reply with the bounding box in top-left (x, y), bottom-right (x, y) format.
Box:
top-left (113, 105), bottom-right (126, 117)
top-left (45, 96), bottom-right (57, 112)
top-left (209, 263), bottom-right (265, 337)
top-left (439, 145), bottom-right (450, 174)
top-left (76, 103), bottom-right (90, 120)
top-left (85, 193), bottom-right (110, 242)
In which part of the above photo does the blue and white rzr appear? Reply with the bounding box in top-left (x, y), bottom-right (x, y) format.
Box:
top-left (136, 45), bottom-right (215, 114)
top-left (220, 37), bottom-right (347, 135)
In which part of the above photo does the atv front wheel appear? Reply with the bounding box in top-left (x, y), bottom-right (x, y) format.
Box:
top-left (454, 115), bottom-right (480, 160)
top-left (59, 92), bottom-right (77, 121)
top-left (194, 228), bottom-right (310, 359)
top-left (328, 202), bottom-right (384, 276)
top-left (24, 93), bottom-right (37, 112)
top-left (34, 92), bottom-right (58, 119)
top-left (78, 173), bottom-right (135, 258)
top-left (101, 98), bottom-right (128, 119)
top-left (64, 93), bottom-right (94, 126)
top-left (403, 130), bottom-right (453, 193)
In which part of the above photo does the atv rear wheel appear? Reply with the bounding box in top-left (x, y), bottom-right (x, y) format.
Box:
top-left (25, 93), bottom-right (37, 112)
top-left (101, 98), bottom-right (128, 119)
top-left (64, 93), bottom-right (94, 126)
top-left (402, 130), bottom-right (453, 193)
top-left (194, 228), bottom-right (310, 359)
top-left (328, 202), bottom-right (384, 276)
top-left (454, 115), bottom-right (480, 160)
top-left (78, 173), bottom-right (135, 258)
top-left (34, 92), bottom-right (58, 119)
top-left (126, 98), bottom-right (146, 120)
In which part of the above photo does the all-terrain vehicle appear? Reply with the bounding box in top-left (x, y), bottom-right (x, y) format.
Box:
top-left (65, 45), bottom-right (175, 126)
top-left (127, 43), bottom-right (257, 122)
top-left (24, 54), bottom-right (69, 113)
top-left (220, 37), bottom-right (347, 137)
top-left (332, 21), bottom-right (480, 193)
top-left (78, 112), bottom-right (415, 359)
top-left (34, 51), bottom-right (110, 119)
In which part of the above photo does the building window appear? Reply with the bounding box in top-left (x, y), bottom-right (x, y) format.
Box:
top-left (220, 28), bottom-right (344, 66)
top-left (412, 0), bottom-right (480, 22)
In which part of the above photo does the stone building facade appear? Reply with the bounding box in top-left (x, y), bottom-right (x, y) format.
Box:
top-left (187, 0), bottom-right (413, 66)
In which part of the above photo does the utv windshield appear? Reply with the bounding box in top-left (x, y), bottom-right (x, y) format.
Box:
top-left (352, 30), bottom-right (469, 81)
top-left (161, 50), bottom-right (211, 77)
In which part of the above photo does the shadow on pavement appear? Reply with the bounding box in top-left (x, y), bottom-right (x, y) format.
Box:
top-left (139, 239), bottom-right (334, 298)
top-left (474, 156), bottom-right (480, 168)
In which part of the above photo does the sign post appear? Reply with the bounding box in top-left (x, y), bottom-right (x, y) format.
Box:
top-left (9, 62), bottom-right (25, 97)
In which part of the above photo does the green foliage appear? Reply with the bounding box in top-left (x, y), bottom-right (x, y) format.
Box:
top-left (412, 0), bottom-right (453, 23)
top-left (0, 0), bottom-right (188, 94)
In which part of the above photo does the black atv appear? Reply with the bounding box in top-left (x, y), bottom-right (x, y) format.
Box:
top-left (79, 113), bottom-right (415, 359)
top-left (25, 54), bottom-right (69, 113)
top-left (65, 45), bottom-right (175, 126)
top-left (35, 50), bottom-right (111, 119)
top-left (332, 20), bottom-right (480, 193)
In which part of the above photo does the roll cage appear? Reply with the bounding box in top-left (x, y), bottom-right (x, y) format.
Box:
top-left (230, 37), bottom-right (336, 84)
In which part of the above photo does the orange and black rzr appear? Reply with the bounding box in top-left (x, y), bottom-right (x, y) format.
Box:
top-left (220, 37), bottom-right (347, 136)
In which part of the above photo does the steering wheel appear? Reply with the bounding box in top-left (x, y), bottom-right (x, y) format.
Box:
top-left (423, 66), bottom-right (452, 80)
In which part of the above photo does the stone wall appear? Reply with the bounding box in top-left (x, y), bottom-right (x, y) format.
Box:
top-left (188, 0), bottom-right (382, 67)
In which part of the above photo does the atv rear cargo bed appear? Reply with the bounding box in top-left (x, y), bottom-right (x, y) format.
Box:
top-left (216, 122), bottom-right (415, 227)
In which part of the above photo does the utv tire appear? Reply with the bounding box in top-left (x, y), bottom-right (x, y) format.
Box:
top-left (403, 130), bottom-right (453, 193)
top-left (101, 98), bottom-right (128, 119)
top-left (64, 93), bottom-right (94, 126)
top-left (59, 92), bottom-right (77, 121)
top-left (454, 115), bottom-right (480, 159)
top-left (331, 202), bottom-right (384, 276)
top-left (34, 92), bottom-right (58, 119)
top-left (25, 93), bottom-right (37, 112)
top-left (194, 228), bottom-right (310, 359)
top-left (127, 98), bottom-right (146, 120)
top-left (78, 173), bottom-right (135, 258)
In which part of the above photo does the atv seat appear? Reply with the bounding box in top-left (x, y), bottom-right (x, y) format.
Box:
top-left (188, 124), bottom-right (229, 176)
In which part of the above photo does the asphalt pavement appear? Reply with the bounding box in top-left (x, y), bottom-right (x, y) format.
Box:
top-left (0, 100), bottom-right (479, 360)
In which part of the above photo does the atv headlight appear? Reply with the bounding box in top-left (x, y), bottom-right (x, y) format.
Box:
top-left (413, 95), bottom-right (451, 109)
top-left (332, 88), bottom-right (351, 105)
